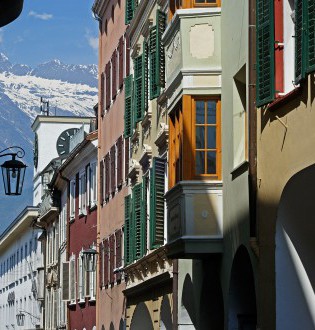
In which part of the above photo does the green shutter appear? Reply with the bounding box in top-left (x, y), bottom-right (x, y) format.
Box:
top-left (295, 0), bottom-right (305, 83)
top-left (142, 42), bottom-right (149, 114)
top-left (124, 75), bottom-right (133, 138)
top-left (150, 157), bottom-right (166, 249)
top-left (125, 0), bottom-right (135, 24)
top-left (256, 0), bottom-right (275, 106)
top-left (134, 56), bottom-right (143, 123)
top-left (141, 177), bottom-right (147, 256)
top-left (306, 0), bottom-right (315, 73)
top-left (149, 26), bottom-right (160, 99)
top-left (156, 10), bottom-right (166, 88)
top-left (124, 195), bottom-right (132, 264)
top-left (133, 183), bottom-right (143, 259)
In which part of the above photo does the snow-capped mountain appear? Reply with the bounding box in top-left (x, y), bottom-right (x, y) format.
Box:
top-left (0, 53), bottom-right (98, 234)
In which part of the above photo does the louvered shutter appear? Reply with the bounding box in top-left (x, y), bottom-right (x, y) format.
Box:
top-left (126, 36), bottom-right (130, 76)
top-left (112, 51), bottom-right (117, 100)
top-left (124, 195), bottom-right (132, 265)
top-left (156, 10), bottom-right (166, 88)
top-left (125, 138), bottom-right (129, 181)
top-left (104, 239), bottom-right (109, 286)
top-left (125, 0), bottom-right (135, 24)
top-left (141, 177), bottom-right (147, 256)
top-left (110, 145), bottom-right (116, 193)
top-left (142, 41), bottom-right (149, 114)
top-left (105, 153), bottom-right (110, 199)
top-left (70, 258), bottom-right (76, 301)
top-left (117, 136), bottom-right (123, 187)
top-left (149, 26), bottom-right (159, 99)
top-left (99, 241), bottom-right (104, 288)
top-left (124, 75), bottom-right (133, 137)
top-left (295, 0), bottom-right (305, 83)
top-left (134, 55), bottom-right (143, 123)
top-left (115, 229), bottom-right (122, 281)
top-left (100, 72), bottom-right (105, 116)
top-left (256, 0), bottom-right (275, 106)
top-left (100, 160), bottom-right (104, 205)
top-left (109, 234), bottom-right (115, 284)
top-left (150, 157), bottom-right (166, 249)
top-left (106, 62), bottom-right (111, 109)
top-left (119, 37), bottom-right (124, 88)
top-left (306, 0), bottom-right (315, 73)
top-left (133, 183), bottom-right (143, 259)
top-left (62, 262), bottom-right (70, 301)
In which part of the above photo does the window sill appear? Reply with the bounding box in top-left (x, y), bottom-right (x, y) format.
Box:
top-left (267, 87), bottom-right (301, 112)
top-left (89, 297), bottom-right (96, 302)
top-left (68, 301), bottom-right (76, 306)
top-left (89, 204), bottom-right (97, 212)
top-left (79, 211), bottom-right (87, 219)
top-left (69, 216), bottom-right (75, 224)
top-left (78, 299), bottom-right (85, 305)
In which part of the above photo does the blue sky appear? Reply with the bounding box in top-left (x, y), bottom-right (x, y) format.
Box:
top-left (0, 0), bottom-right (98, 67)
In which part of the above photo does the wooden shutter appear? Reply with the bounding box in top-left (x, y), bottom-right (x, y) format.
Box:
top-left (112, 50), bottom-right (117, 100)
top-left (150, 157), bottom-right (166, 249)
top-left (149, 26), bottom-right (159, 99)
top-left (106, 62), bottom-right (111, 109)
top-left (100, 160), bottom-right (104, 205)
top-left (110, 145), bottom-right (116, 193)
top-left (134, 55), bottom-right (143, 123)
top-left (141, 177), bottom-right (147, 255)
top-left (109, 234), bottom-right (115, 284)
top-left (124, 195), bottom-right (132, 265)
top-left (125, 0), bottom-right (135, 24)
top-left (295, 0), bottom-right (305, 83)
top-left (142, 41), bottom-right (149, 114)
top-left (119, 37), bottom-right (124, 88)
top-left (256, 0), bottom-right (275, 106)
top-left (104, 239), bottom-right (109, 286)
top-left (117, 136), bottom-right (123, 187)
top-left (115, 229), bottom-right (122, 281)
top-left (99, 241), bottom-right (104, 288)
top-left (156, 10), bottom-right (166, 88)
top-left (70, 258), bottom-right (76, 301)
top-left (306, 0), bottom-right (315, 73)
top-left (124, 75), bottom-right (133, 137)
top-left (125, 137), bottom-right (129, 181)
top-left (126, 35), bottom-right (130, 76)
top-left (100, 72), bottom-right (105, 116)
top-left (133, 183), bottom-right (143, 259)
top-left (62, 262), bottom-right (70, 301)
top-left (105, 153), bottom-right (110, 199)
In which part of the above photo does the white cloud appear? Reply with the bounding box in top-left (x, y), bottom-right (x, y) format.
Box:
top-left (28, 10), bottom-right (53, 20)
top-left (85, 30), bottom-right (98, 52)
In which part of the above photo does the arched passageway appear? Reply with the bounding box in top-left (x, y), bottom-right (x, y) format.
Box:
top-left (160, 295), bottom-right (172, 330)
top-left (130, 302), bottom-right (153, 330)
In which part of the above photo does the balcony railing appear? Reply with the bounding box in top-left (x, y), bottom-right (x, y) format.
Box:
top-left (165, 181), bottom-right (223, 258)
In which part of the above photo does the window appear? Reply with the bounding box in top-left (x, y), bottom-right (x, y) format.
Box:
top-left (169, 0), bottom-right (220, 18)
top-left (69, 256), bottom-right (76, 304)
top-left (79, 171), bottom-right (87, 215)
top-left (77, 253), bottom-right (85, 302)
top-left (89, 162), bottom-right (97, 207)
top-left (69, 180), bottom-right (76, 219)
top-left (169, 96), bottom-right (221, 187)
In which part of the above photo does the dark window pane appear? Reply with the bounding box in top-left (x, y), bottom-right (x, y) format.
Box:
top-left (207, 126), bottom-right (216, 149)
top-left (196, 101), bottom-right (205, 124)
top-left (196, 126), bottom-right (205, 149)
top-left (196, 151), bottom-right (205, 174)
top-left (207, 151), bottom-right (216, 174)
top-left (207, 101), bottom-right (216, 124)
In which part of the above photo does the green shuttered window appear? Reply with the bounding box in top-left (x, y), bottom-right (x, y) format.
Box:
top-left (156, 10), bottom-right (166, 88)
top-left (142, 42), bottom-right (149, 114)
top-left (295, 0), bottom-right (305, 82)
top-left (150, 157), bottom-right (166, 249)
top-left (306, 0), bottom-right (315, 73)
top-left (256, 0), bottom-right (275, 106)
top-left (149, 26), bottom-right (159, 99)
top-left (134, 56), bottom-right (143, 123)
top-left (124, 195), bottom-right (132, 265)
top-left (124, 75), bottom-right (133, 138)
top-left (125, 0), bottom-right (135, 24)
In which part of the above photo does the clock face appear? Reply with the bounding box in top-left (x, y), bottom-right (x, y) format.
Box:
top-left (33, 133), bottom-right (38, 168)
top-left (56, 128), bottom-right (79, 156)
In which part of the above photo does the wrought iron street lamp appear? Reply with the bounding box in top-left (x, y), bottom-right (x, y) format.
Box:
top-left (82, 247), bottom-right (98, 272)
top-left (16, 309), bottom-right (40, 327)
top-left (0, 146), bottom-right (27, 195)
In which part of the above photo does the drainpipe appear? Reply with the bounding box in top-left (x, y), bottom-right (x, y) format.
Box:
top-left (248, 0), bottom-right (257, 237)
top-left (173, 259), bottom-right (178, 330)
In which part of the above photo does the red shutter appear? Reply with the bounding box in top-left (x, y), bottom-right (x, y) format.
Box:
top-left (109, 235), bottom-right (115, 284)
top-left (105, 153), bottom-right (110, 200)
top-left (100, 72), bottom-right (105, 116)
top-left (124, 138), bottom-right (129, 182)
top-left (105, 62), bottom-right (111, 109)
top-left (104, 239), bottom-right (109, 286)
top-left (117, 136), bottom-right (123, 187)
top-left (115, 229), bottom-right (122, 281)
top-left (119, 36), bottom-right (124, 88)
top-left (126, 35), bottom-right (130, 76)
top-left (100, 160), bottom-right (104, 205)
top-left (110, 145), bottom-right (116, 193)
top-left (99, 241), bottom-right (104, 288)
top-left (112, 51), bottom-right (117, 100)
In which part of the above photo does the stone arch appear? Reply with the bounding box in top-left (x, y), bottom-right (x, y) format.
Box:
top-left (276, 164), bottom-right (315, 329)
top-left (228, 245), bottom-right (257, 330)
top-left (180, 274), bottom-right (196, 327)
top-left (160, 295), bottom-right (172, 330)
top-left (130, 302), bottom-right (153, 330)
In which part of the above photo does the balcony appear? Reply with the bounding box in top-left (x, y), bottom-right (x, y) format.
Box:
top-left (163, 8), bottom-right (221, 111)
top-left (165, 181), bottom-right (223, 258)
top-left (38, 190), bottom-right (60, 223)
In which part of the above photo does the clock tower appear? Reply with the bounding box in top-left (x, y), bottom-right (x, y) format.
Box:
top-left (31, 115), bottom-right (93, 206)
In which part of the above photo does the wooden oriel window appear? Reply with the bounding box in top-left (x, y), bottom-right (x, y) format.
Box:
top-left (169, 0), bottom-right (220, 19)
top-left (169, 95), bottom-right (221, 188)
